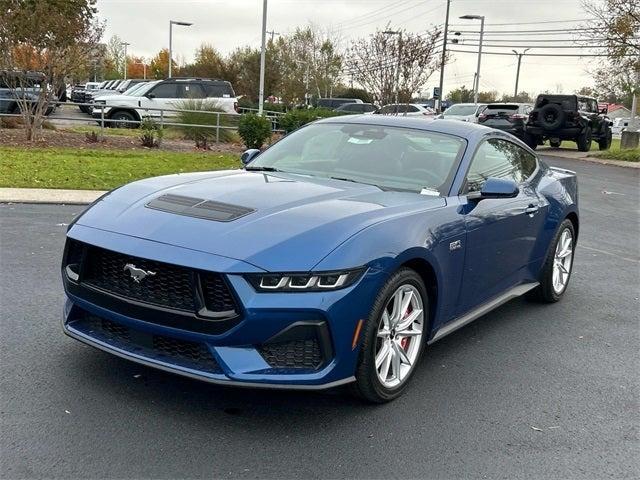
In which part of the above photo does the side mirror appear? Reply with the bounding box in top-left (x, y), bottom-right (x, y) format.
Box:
top-left (467, 177), bottom-right (519, 201)
top-left (241, 149), bottom-right (261, 165)
top-left (599, 107), bottom-right (607, 114)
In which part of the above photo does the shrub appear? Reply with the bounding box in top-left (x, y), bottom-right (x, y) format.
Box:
top-left (279, 107), bottom-right (341, 133)
top-left (139, 117), bottom-right (163, 148)
top-left (238, 113), bottom-right (272, 149)
top-left (175, 98), bottom-right (235, 149)
top-left (84, 131), bottom-right (100, 143)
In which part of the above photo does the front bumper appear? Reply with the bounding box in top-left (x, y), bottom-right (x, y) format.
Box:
top-left (62, 231), bottom-right (386, 390)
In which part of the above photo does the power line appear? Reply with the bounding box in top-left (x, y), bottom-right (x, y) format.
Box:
top-left (447, 49), bottom-right (635, 57)
top-left (448, 18), bottom-right (593, 27)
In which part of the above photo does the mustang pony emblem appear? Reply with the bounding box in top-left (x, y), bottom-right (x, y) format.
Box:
top-left (123, 263), bottom-right (156, 283)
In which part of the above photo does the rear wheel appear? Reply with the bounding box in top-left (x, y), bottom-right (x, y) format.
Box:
top-left (530, 219), bottom-right (575, 303)
top-left (351, 268), bottom-right (428, 403)
top-left (576, 127), bottom-right (592, 152)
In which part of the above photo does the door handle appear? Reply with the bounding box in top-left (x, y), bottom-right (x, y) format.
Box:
top-left (525, 204), bottom-right (539, 216)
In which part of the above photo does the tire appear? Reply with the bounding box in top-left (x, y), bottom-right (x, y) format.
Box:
top-left (549, 140), bottom-right (561, 148)
top-left (351, 268), bottom-right (428, 403)
top-left (598, 129), bottom-right (612, 151)
top-left (539, 103), bottom-right (565, 131)
top-left (576, 127), bottom-right (592, 152)
top-left (523, 132), bottom-right (538, 150)
top-left (530, 219), bottom-right (575, 303)
top-left (109, 110), bottom-right (137, 129)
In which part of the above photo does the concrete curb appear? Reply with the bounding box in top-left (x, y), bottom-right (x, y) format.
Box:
top-left (0, 188), bottom-right (107, 205)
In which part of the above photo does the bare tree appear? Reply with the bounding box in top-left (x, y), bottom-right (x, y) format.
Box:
top-left (347, 26), bottom-right (444, 105)
top-left (0, 0), bottom-right (103, 140)
top-left (578, 0), bottom-right (639, 107)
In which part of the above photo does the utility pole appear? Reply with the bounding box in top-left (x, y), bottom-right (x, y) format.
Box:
top-left (121, 42), bottom-right (130, 79)
top-left (266, 30), bottom-right (280, 42)
top-left (437, 0), bottom-right (451, 113)
top-left (512, 48), bottom-right (530, 99)
top-left (459, 14), bottom-right (485, 104)
top-left (258, 0), bottom-right (268, 115)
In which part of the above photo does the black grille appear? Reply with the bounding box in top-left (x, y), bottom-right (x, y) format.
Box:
top-left (201, 273), bottom-right (236, 313)
top-left (80, 316), bottom-right (222, 373)
top-left (258, 339), bottom-right (323, 370)
top-left (75, 244), bottom-right (237, 316)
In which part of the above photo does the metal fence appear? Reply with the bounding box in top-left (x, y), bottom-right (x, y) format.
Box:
top-left (0, 99), bottom-right (285, 141)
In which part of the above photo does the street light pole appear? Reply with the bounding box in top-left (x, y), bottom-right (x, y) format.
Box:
top-left (460, 14), bottom-right (485, 104)
top-left (437, 0), bottom-right (451, 113)
top-left (258, 0), bottom-right (268, 115)
top-left (512, 48), bottom-right (530, 99)
top-left (169, 20), bottom-right (193, 78)
top-left (383, 30), bottom-right (402, 106)
top-left (121, 42), bottom-right (130, 79)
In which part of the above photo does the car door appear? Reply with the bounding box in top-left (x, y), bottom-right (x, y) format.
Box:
top-left (456, 137), bottom-right (547, 312)
top-left (139, 82), bottom-right (179, 118)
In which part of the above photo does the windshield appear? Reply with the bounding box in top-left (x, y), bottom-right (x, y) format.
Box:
top-left (248, 123), bottom-right (465, 194)
top-left (131, 80), bottom-right (160, 96)
top-left (123, 82), bottom-right (148, 96)
top-left (444, 104), bottom-right (478, 116)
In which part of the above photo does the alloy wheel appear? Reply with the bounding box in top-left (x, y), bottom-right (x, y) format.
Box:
top-left (552, 228), bottom-right (573, 294)
top-left (374, 284), bottom-right (424, 388)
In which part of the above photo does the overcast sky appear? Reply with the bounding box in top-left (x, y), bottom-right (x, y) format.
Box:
top-left (97, 0), bottom-right (597, 97)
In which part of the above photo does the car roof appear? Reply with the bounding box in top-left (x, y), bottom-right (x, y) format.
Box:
top-left (315, 114), bottom-right (492, 137)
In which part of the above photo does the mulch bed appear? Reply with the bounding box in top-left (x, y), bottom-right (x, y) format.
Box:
top-left (0, 127), bottom-right (244, 154)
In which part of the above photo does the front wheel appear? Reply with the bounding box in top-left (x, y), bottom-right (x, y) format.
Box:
top-left (523, 132), bottom-right (538, 150)
top-left (109, 110), bottom-right (137, 129)
top-left (598, 130), bottom-right (612, 151)
top-left (531, 219), bottom-right (575, 303)
top-left (576, 127), bottom-right (592, 152)
top-left (351, 268), bottom-right (428, 403)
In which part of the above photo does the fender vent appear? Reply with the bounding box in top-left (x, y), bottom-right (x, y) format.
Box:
top-left (146, 194), bottom-right (254, 222)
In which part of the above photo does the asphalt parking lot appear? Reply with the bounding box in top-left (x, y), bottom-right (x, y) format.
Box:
top-left (1, 156), bottom-right (638, 479)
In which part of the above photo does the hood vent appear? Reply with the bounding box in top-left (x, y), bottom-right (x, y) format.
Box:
top-left (146, 194), bottom-right (254, 222)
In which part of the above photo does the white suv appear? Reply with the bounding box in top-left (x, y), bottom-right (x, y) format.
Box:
top-left (92, 78), bottom-right (238, 128)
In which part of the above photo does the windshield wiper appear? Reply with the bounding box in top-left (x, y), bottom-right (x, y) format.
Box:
top-left (330, 176), bottom-right (358, 183)
top-left (245, 166), bottom-right (281, 172)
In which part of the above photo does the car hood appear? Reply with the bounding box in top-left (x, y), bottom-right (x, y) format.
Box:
top-left (74, 170), bottom-right (445, 271)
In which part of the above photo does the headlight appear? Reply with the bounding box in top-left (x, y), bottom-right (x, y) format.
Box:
top-left (245, 268), bottom-right (366, 292)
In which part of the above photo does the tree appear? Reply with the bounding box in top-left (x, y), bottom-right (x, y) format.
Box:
top-left (127, 56), bottom-right (147, 79)
top-left (477, 90), bottom-right (499, 103)
top-left (0, 0), bottom-right (103, 140)
top-left (501, 91), bottom-right (534, 103)
top-left (103, 34), bottom-right (125, 79)
top-left (149, 49), bottom-right (170, 79)
top-left (181, 44), bottom-right (226, 79)
top-left (347, 26), bottom-right (444, 105)
top-left (579, 0), bottom-right (639, 108)
top-left (334, 87), bottom-right (373, 103)
top-left (446, 85), bottom-right (474, 103)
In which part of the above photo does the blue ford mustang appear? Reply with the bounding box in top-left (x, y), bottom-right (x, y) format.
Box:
top-left (62, 116), bottom-right (578, 402)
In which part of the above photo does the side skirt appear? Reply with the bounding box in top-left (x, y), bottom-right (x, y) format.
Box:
top-left (428, 282), bottom-right (539, 344)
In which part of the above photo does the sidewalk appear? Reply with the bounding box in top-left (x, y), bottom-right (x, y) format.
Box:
top-left (538, 147), bottom-right (640, 168)
top-left (0, 187), bottom-right (106, 204)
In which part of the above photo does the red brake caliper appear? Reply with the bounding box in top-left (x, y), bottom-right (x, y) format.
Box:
top-left (400, 305), bottom-right (412, 350)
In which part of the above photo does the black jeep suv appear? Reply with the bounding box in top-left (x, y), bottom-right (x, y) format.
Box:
top-left (524, 94), bottom-right (612, 152)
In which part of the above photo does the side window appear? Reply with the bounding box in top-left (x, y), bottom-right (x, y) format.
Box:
top-left (205, 84), bottom-right (233, 97)
top-left (577, 98), bottom-right (589, 111)
top-left (150, 83), bottom-right (178, 98)
top-left (466, 139), bottom-right (537, 192)
top-left (177, 84), bottom-right (205, 98)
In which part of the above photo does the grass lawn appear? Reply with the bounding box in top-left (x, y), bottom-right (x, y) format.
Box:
top-left (551, 138), bottom-right (639, 162)
top-left (0, 146), bottom-right (241, 190)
